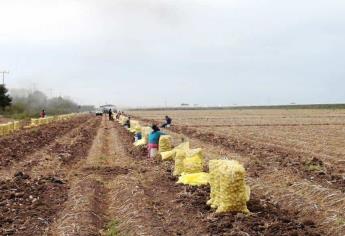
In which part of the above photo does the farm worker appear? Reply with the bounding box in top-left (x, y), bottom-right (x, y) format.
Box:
top-left (124, 116), bottom-right (131, 129)
top-left (134, 127), bottom-right (142, 142)
top-left (147, 125), bottom-right (166, 158)
top-left (40, 109), bottom-right (46, 118)
top-left (108, 109), bottom-right (113, 121)
top-left (161, 116), bottom-right (172, 128)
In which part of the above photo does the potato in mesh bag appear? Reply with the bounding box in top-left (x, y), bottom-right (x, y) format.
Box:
top-left (159, 135), bottom-right (172, 153)
top-left (207, 160), bottom-right (222, 209)
top-left (134, 138), bottom-right (146, 147)
top-left (173, 149), bottom-right (186, 176)
top-left (216, 160), bottom-right (249, 214)
top-left (183, 148), bottom-right (204, 174)
top-left (161, 150), bottom-right (176, 161)
top-left (161, 141), bottom-right (189, 161)
top-left (177, 172), bottom-right (210, 186)
top-left (141, 127), bottom-right (153, 142)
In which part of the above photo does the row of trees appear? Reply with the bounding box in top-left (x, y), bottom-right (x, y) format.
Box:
top-left (0, 85), bottom-right (94, 119)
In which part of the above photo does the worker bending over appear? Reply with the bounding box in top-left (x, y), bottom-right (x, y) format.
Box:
top-left (124, 116), bottom-right (131, 128)
top-left (161, 116), bottom-right (172, 128)
top-left (148, 125), bottom-right (165, 159)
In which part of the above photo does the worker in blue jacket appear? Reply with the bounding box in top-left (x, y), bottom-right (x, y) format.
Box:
top-left (148, 125), bottom-right (165, 158)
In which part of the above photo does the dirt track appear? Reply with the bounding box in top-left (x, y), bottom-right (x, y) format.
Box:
top-left (0, 115), bottom-right (331, 235)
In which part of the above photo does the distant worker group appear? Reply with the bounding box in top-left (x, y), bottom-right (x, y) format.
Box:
top-left (110, 110), bottom-right (173, 159)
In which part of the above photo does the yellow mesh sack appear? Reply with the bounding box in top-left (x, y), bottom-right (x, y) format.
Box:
top-left (216, 160), bottom-right (250, 214)
top-left (183, 148), bottom-right (204, 174)
top-left (13, 121), bottom-right (21, 130)
top-left (135, 126), bottom-right (142, 133)
top-left (128, 128), bottom-right (136, 133)
top-left (0, 124), bottom-right (5, 136)
top-left (31, 118), bottom-right (39, 127)
top-left (119, 116), bottom-right (127, 125)
top-left (173, 150), bottom-right (186, 176)
top-left (134, 138), bottom-right (146, 147)
top-left (141, 127), bottom-right (153, 142)
top-left (161, 150), bottom-right (176, 161)
top-left (160, 141), bottom-right (189, 161)
top-left (130, 120), bottom-right (140, 129)
top-left (207, 160), bottom-right (222, 208)
top-left (177, 172), bottom-right (210, 186)
top-left (8, 123), bottom-right (14, 134)
top-left (159, 135), bottom-right (172, 153)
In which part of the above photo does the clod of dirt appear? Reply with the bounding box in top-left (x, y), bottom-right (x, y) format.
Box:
top-left (82, 166), bottom-right (129, 177)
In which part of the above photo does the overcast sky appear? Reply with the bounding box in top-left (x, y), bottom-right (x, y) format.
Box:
top-left (0, 0), bottom-right (344, 107)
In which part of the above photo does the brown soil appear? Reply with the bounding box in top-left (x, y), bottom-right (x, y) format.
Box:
top-left (82, 166), bottom-right (129, 177)
top-left (0, 116), bottom-right (91, 166)
top-left (0, 116), bottom-right (102, 236)
top-left (49, 118), bottom-right (101, 165)
top-left (0, 172), bottom-right (68, 236)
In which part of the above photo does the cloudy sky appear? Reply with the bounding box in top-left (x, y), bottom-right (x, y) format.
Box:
top-left (0, 0), bottom-right (344, 107)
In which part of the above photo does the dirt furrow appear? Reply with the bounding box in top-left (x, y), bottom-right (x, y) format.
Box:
top-left (0, 115), bottom-right (91, 167)
top-left (0, 117), bottom-right (100, 179)
top-left (0, 116), bottom-right (101, 236)
top-left (49, 117), bottom-right (122, 235)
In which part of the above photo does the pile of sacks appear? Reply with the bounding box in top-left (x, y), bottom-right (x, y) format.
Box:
top-left (133, 126), bottom-right (153, 146)
top-left (162, 142), bottom-right (250, 213)
top-left (120, 115), bottom-right (250, 214)
top-left (0, 122), bottom-right (16, 136)
top-left (27, 114), bottom-right (77, 129)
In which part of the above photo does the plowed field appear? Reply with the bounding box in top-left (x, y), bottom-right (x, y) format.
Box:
top-left (1, 109), bottom-right (343, 235)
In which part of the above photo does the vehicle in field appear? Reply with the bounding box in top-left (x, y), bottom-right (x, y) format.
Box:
top-left (95, 110), bottom-right (103, 116)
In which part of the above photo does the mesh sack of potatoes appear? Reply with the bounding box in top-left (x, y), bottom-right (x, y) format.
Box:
top-left (5, 123), bottom-right (14, 134)
top-left (173, 149), bottom-right (187, 176)
top-left (141, 126), bottom-right (153, 142)
top-left (0, 124), bottom-right (6, 136)
top-left (130, 120), bottom-right (139, 128)
top-left (134, 138), bottom-right (146, 147)
top-left (160, 142), bottom-right (189, 161)
top-left (119, 115), bottom-right (127, 125)
top-left (159, 135), bottom-right (172, 153)
top-left (207, 160), bottom-right (222, 209)
top-left (183, 148), bottom-right (204, 174)
top-left (31, 118), bottom-right (39, 127)
top-left (177, 172), bottom-right (210, 186)
top-left (161, 150), bottom-right (176, 161)
top-left (216, 160), bottom-right (250, 214)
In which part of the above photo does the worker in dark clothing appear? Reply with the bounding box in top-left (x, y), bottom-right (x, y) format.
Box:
top-left (40, 109), bottom-right (46, 118)
top-left (108, 109), bottom-right (113, 121)
top-left (124, 116), bottom-right (131, 128)
top-left (161, 116), bottom-right (172, 128)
